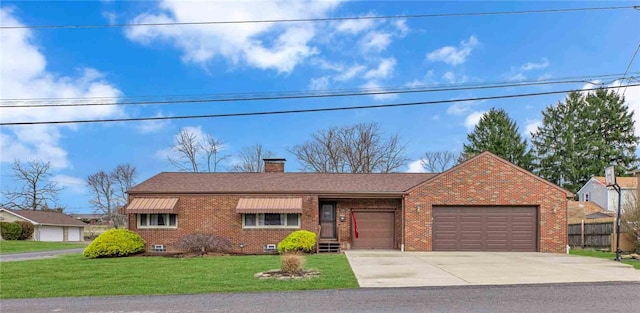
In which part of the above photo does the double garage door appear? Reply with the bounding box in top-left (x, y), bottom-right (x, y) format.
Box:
top-left (433, 206), bottom-right (538, 252)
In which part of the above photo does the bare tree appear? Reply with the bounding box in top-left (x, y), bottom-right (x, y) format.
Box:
top-left (167, 128), bottom-right (228, 172)
top-left (87, 164), bottom-right (137, 228)
top-left (289, 123), bottom-right (408, 173)
top-left (230, 144), bottom-right (275, 172)
top-left (2, 160), bottom-right (62, 211)
top-left (421, 151), bottom-right (458, 172)
top-left (622, 192), bottom-right (640, 252)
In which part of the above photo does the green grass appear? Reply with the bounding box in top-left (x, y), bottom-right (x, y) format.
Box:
top-left (0, 241), bottom-right (87, 254)
top-left (569, 249), bottom-right (640, 270)
top-left (0, 254), bottom-right (358, 299)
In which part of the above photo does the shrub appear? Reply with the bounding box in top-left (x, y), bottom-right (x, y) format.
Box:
top-left (277, 230), bottom-right (317, 253)
top-left (174, 233), bottom-right (232, 255)
top-left (83, 229), bottom-right (145, 258)
top-left (281, 252), bottom-right (305, 274)
top-left (15, 221), bottom-right (34, 240)
top-left (0, 222), bottom-right (22, 240)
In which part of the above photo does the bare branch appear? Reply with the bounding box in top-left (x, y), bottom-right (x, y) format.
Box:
top-left (230, 144), bottom-right (274, 172)
top-left (2, 160), bottom-right (61, 210)
top-left (421, 151), bottom-right (458, 172)
top-left (289, 122), bottom-right (407, 173)
top-left (168, 128), bottom-right (201, 172)
top-left (203, 135), bottom-right (229, 173)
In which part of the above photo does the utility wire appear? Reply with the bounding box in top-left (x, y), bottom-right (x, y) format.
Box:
top-left (2, 83), bottom-right (638, 126)
top-left (1, 73), bottom-right (636, 108)
top-left (1, 5), bottom-right (636, 29)
top-left (621, 42), bottom-right (640, 97)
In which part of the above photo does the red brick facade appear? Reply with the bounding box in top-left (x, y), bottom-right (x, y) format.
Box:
top-left (128, 153), bottom-right (570, 254)
top-left (405, 153), bottom-right (568, 253)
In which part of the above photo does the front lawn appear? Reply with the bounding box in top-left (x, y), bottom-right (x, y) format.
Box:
top-left (0, 241), bottom-right (88, 254)
top-left (0, 254), bottom-right (358, 299)
top-left (569, 249), bottom-right (640, 270)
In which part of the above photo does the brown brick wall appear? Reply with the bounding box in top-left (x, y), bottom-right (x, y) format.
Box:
top-left (264, 162), bottom-right (285, 173)
top-left (405, 153), bottom-right (568, 253)
top-left (128, 194), bottom-right (319, 254)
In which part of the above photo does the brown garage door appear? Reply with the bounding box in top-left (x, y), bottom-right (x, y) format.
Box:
top-left (432, 206), bottom-right (537, 252)
top-left (352, 211), bottom-right (394, 249)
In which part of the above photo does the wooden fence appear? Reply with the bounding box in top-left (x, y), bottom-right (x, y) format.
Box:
top-left (568, 221), bottom-right (613, 249)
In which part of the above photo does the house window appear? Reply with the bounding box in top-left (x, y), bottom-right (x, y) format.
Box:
top-left (243, 213), bottom-right (300, 228)
top-left (138, 214), bottom-right (177, 228)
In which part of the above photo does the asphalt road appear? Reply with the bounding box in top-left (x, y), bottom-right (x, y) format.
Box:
top-left (0, 248), bottom-right (84, 262)
top-left (2, 282), bottom-right (639, 313)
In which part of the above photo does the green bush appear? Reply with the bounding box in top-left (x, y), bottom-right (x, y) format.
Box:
top-left (277, 230), bottom-right (317, 253)
top-left (0, 222), bottom-right (22, 240)
top-left (15, 221), bottom-right (34, 240)
top-left (83, 229), bottom-right (145, 258)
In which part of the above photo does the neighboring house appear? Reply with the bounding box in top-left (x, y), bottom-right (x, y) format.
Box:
top-left (71, 213), bottom-right (108, 225)
top-left (567, 200), bottom-right (611, 224)
top-left (125, 152), bottom-right (572, 254)
top-left (0, 209), bottom-right (85, 241)
top-left (576, 177), bottom-right (637, 212)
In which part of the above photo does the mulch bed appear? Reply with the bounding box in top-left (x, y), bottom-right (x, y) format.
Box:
top-left (255, 269), bottom-right (321, 280)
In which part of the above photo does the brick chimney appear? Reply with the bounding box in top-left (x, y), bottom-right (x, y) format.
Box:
top-left (263, 158), bottom-right (286, 173)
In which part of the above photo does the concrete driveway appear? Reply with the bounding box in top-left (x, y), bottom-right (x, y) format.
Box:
top-left (344, 250), bottom-right (640, 287)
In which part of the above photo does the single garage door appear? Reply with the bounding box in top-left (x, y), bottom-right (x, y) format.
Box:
top-left (352, 211), bottom-right (394, 249)
top-left (67, 227), bottom-right (82, 241)
top-left (433, 206), bottom-right (537, 252)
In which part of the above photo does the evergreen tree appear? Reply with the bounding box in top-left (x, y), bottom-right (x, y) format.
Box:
top-left (463, 108), bottom-right (533, 170)
top-left (531, 89), bottom-right (638, 192)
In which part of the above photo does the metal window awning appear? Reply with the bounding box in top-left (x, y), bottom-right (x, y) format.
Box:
top-left (235, 197), bottom-right (303, 214)
top-left (125, 198), bottom-right (179, 214)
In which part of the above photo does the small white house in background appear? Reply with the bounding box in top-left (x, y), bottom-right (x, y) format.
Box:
top-left (576, 177), bottom-right (637, 212)
top-left (0, 209), bottom-right (85, 241)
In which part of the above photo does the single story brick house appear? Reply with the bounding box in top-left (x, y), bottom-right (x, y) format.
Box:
top-left (0, 209), bottom-right (85, 241)
top-left (125, 152), bottom-right (572, 254)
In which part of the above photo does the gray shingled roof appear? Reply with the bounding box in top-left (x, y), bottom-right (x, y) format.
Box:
top-left (5, 209), bottom-right (86, 227)
top-left (128, 172), bottom-right (437, 194)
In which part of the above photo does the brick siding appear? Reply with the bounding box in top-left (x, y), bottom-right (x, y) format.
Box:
top-left (404, 153), bottom-right (568, 253)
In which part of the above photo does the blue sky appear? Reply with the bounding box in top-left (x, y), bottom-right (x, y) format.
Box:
top-left (1, 1), bottom-right (639, 214)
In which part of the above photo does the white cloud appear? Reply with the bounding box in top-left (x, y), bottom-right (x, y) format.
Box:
top-left (364, 58), bottom-right (396, 80)
top-left (125, 0), bottom-right (342, 73)
top-left (442, 71), bottom-right (469, 84)
top-left (394, 19), bottom-right (409, 36)
top-left (360, 31), bottom-right (392, 52)
top-left (0, 8), bottom-right (124, 169)
top-left (335, 17), bottom-right (376, 34)
top-left (361, 81), bottom-right (396, 100)
top-left (406, 70), bottom-right (436, 87)
top-left (102, 11), bottom-right (117, 25)
top-left (521, 58), bottom-right (549, 71)
top-left (334, 64), bottom-right (366, 82)
top-left (508, 72), bottom-right (527, 81)
top-left (406, 159), bottom-right (426, 173)
top-left (309, 76), bottom-right (330, 90)
top-left (137, 112), bottom-right (171, 134)
top-left (447, 99), bottom-right (483, 116)
top-left (525, 119), bottom-right (542, 137)
top-left (427, 35), bottom-right (479, 66)
top-left (464, 111), bottom-right (486, 130)
top-left (51, 175), bottom-right (86, 194)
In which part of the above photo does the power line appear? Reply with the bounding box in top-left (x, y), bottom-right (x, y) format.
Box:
top-left (2, 83), bottom-right (638, 127)
top-left (621, 42), bottom-right (640, 97)
top-left (1, 5), bottom-right (636, 30)
top-left (1, 73), bottom-right (636, 109)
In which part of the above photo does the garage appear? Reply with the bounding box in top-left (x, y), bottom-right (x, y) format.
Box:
top-left (352, 211), bottom-right (394, 249)
top-left (432, 206), bottom-right (537, 252)
top-left (67, 227), bottom-right (82, 241)
top-left (38, 225), bottom-right (64, 241)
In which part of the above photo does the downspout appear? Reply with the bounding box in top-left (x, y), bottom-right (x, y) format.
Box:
top-left (401, 194), bottom-right (405, 252)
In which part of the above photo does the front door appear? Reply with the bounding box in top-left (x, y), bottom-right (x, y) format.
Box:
top-left (319, 202), bottom-right (336, 239)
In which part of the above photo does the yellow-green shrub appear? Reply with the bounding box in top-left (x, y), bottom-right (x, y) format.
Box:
top-left (277, 230), bottom-right (316, 253)
top-left (83, 229), bottom-right (145, 258)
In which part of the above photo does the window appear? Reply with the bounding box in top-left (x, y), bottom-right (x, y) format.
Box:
top-left (243, 213), bottom-right (300, 228)
top-left (138, 214), bottom-right (177, 228)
